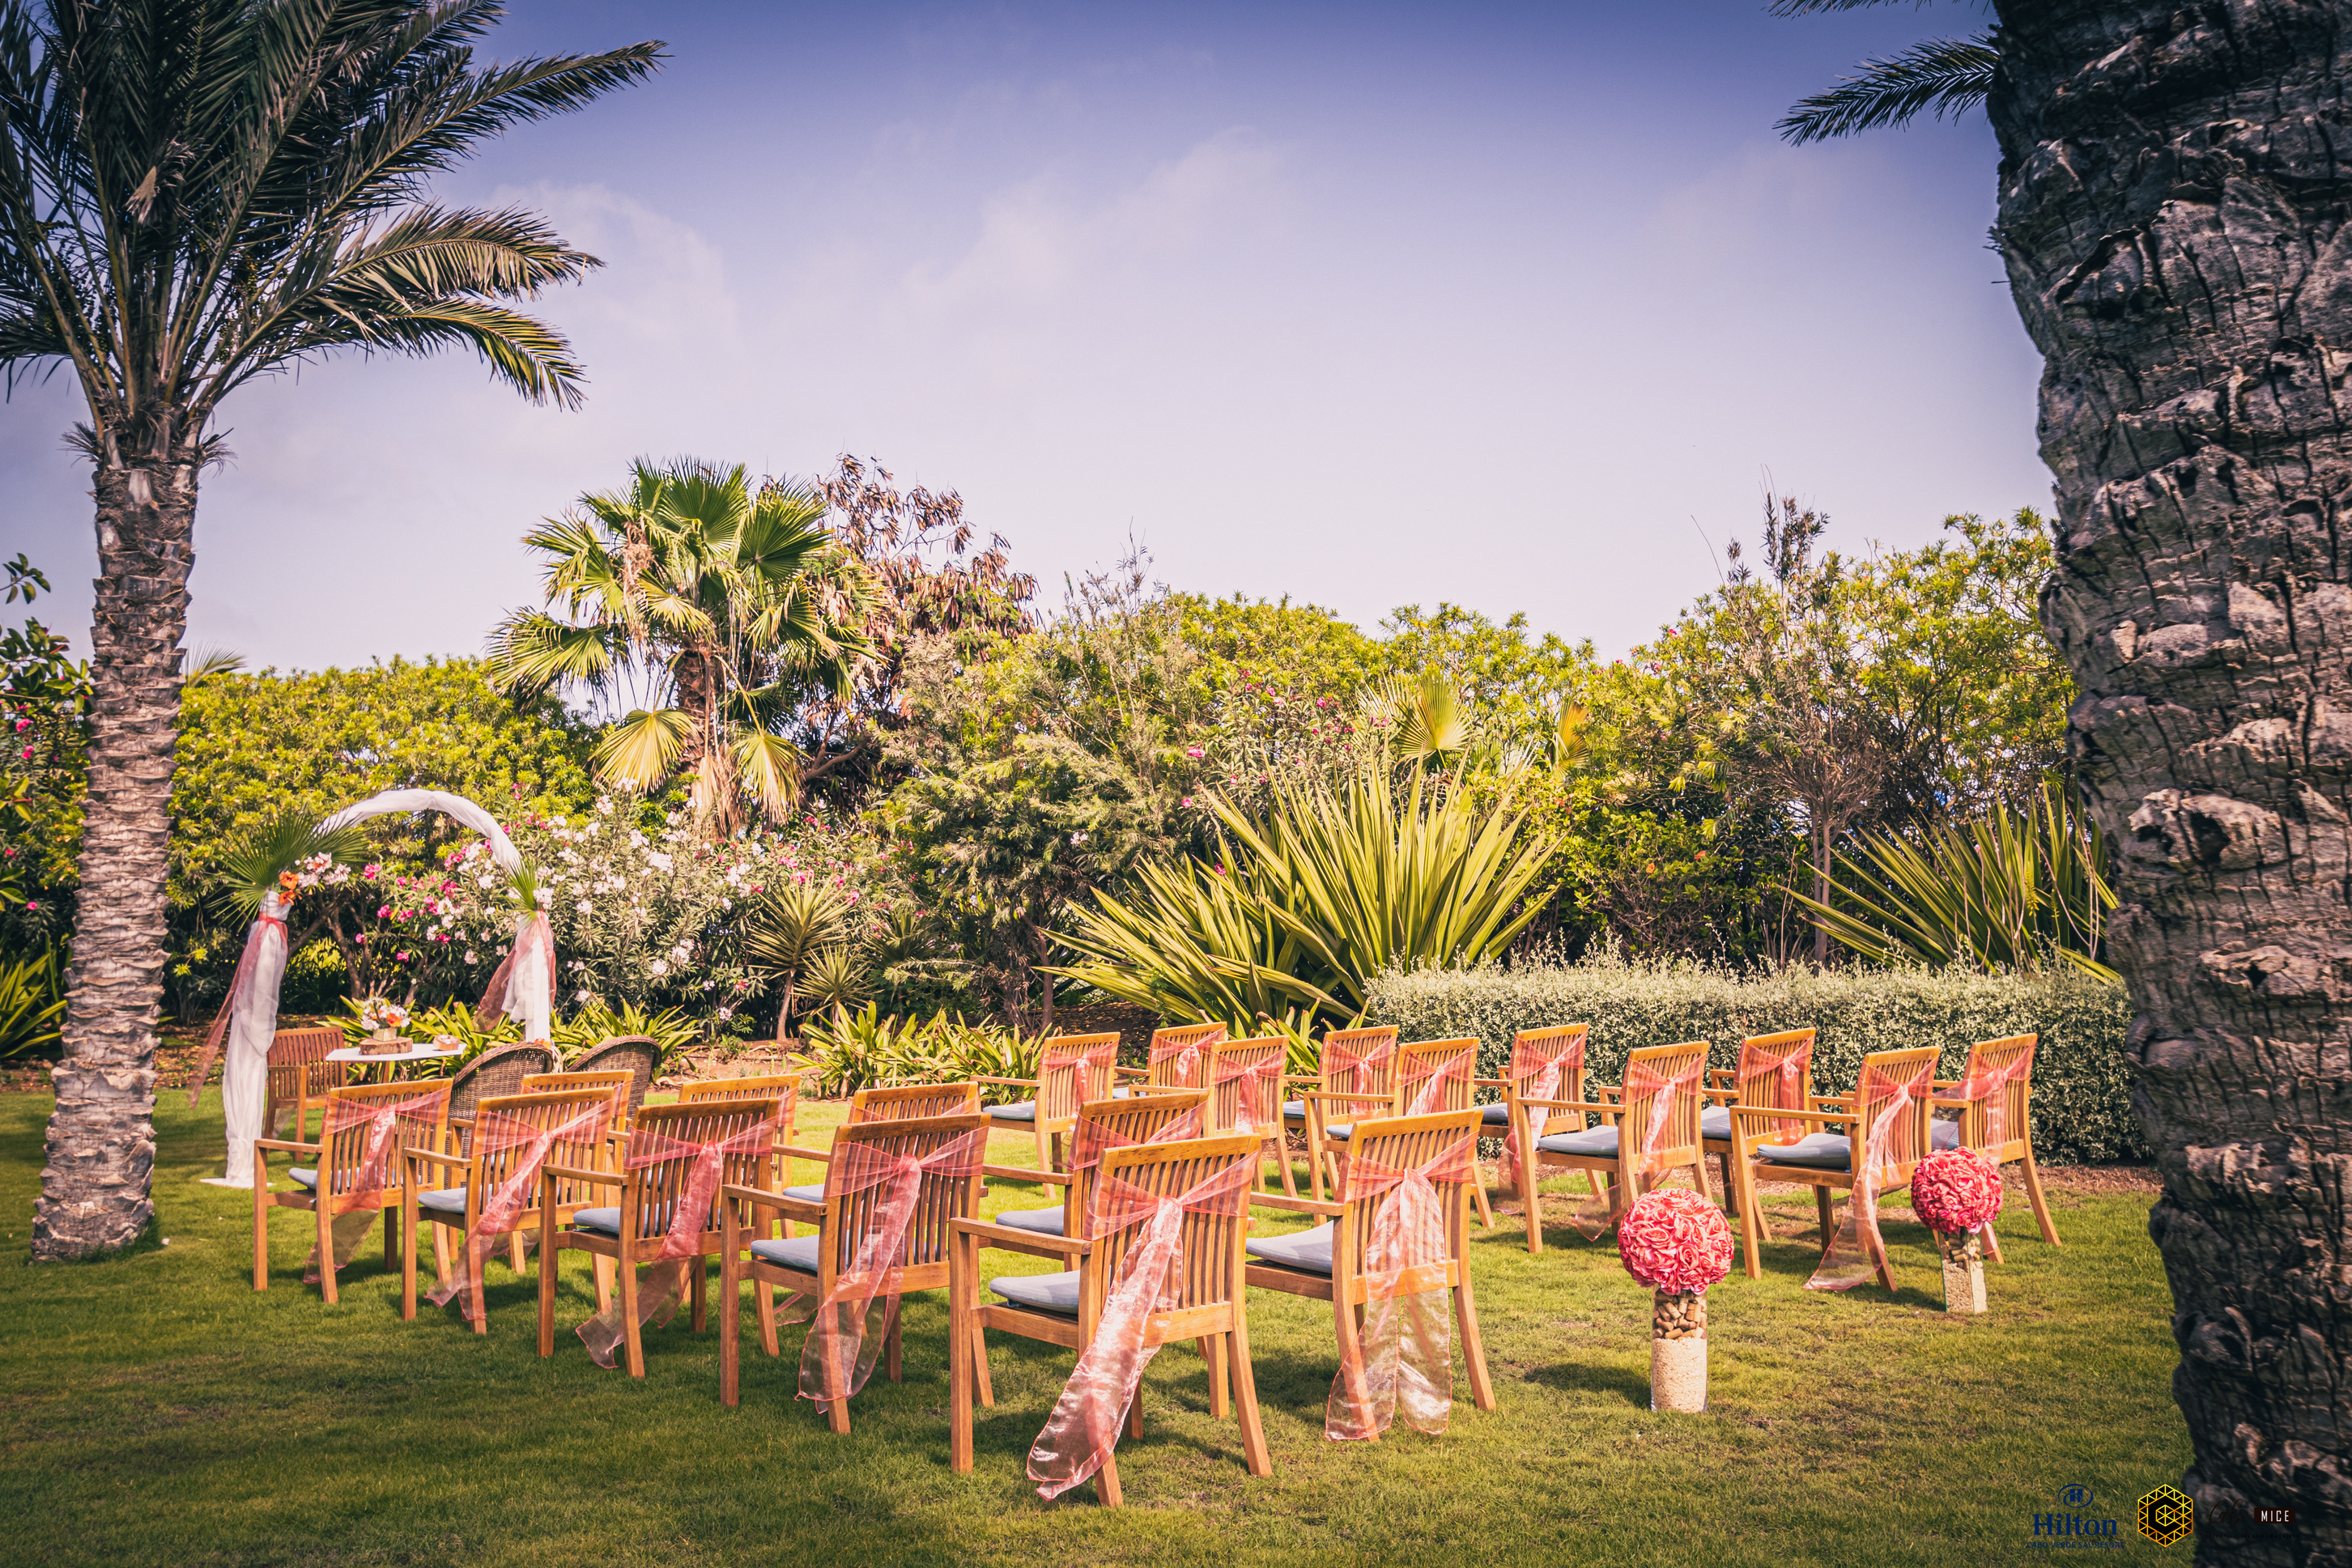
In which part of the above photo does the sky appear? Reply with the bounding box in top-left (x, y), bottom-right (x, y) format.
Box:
top-left (0, 0), bottom-right (2039, 670)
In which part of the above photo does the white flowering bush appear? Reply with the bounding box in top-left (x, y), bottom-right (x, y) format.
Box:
top-left (367, 792), bottom-right (883, 1021)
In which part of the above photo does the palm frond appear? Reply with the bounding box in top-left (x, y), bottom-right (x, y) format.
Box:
top-left (212, 810), bottom-right (364, 922)
top-left (1778, 33), bottom-right (1999, 144)
top-left (594, 707), bottom-right (694, 793)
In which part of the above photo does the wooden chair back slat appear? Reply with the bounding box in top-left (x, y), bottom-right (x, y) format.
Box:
top-left (523, 1070), bottom-right (636, 1130)
top-left (1205, 1038), bottom-right (1287, 1135)
top-left (849, 1081), bottom-right (980, 1124)
top-left (1145, 1022), bottom-right (1227, 1090)
top-left (1039, 1035), bottom-right (1121, 1125)
top-left (472, 1089), bottom-right (615, 1207)
top-left (623, 1098), bottom-right (776, 1243)
top-left (1066, 1090), bottom-right (1208, 1231)
top-left (1393, 1038), bottom-right (1478, 1115)
top-left (819, 1113), bottom-right (990, 1281)
top-left (1621, 1040), bottom-right (1708, 1170)
top-left (266, 1026), bottom-right (345, 1137)
top-left (678, 1072), bottom-right (805, 1140)
top-left (1852, 1047), bottom-right (1942, 1179)
top-left (1508, 1024), bottom-right (1587, 1104)
top-left (1734, 1027), bottom-right (1817, 1114)
top-left (1318, 1026), bottom-right (1397, 1100)
top-left (320, 1081), bottom-right (450, 1200)
top-left (1340, 1108), bottom-right (1482, 1267)
top-left (1957, 1034), bottom-right (2038, 1156)
top-left (1082, 1134), bottom-right (1257, 1320)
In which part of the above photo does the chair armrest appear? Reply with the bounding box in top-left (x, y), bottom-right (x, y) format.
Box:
top-left (951, 1217), bottom-right (1092, 1254)
top-left (971, 1076), bottom-right (1036, 1088)
top-left (1729, 1106), bottom-right (1852, 1150)
top-left (406, 1149), bottom-right (470, 1171)
top-left (981, 1163), bottom-right (1071, 1187)
top-left (542, 1163), bottom-right (623, 1186)
top-left (776, 1143), bottom-right (832, 1163)
top-left (1700, 1087), bottom-right (1740, 1103)
top-left (1707, 1069), bottom-right (1737, 1089)
top-left (1299, 1091), bottom-right (1391, 1107)
top-left (721, 1183), bottom-right (823, 1221)
top-left (1522, 1098), bottom-right (1619, 1114)
top-left (254, 1139), bottom-right (320, 1155)
top-left (1249, 1193), bottom-right (1343, 1217)
top-left (1279, 1075), bottom-right (1321, 1089)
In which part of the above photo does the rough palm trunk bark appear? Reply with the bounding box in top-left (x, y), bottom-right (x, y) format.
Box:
top-left (1992, 5), bottom-right (2352, 1559)
top-left (32, 453), bottom-right (196, 1259)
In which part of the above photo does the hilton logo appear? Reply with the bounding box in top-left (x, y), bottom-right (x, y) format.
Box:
top-left (2031, 1486), bottom-right (2123, 1550)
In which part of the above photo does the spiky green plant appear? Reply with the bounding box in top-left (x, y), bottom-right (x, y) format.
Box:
top-left (742, 882), bottom-right (853, 1029)
top-left (0, 950), bottom-right (66, 1059)
top-left (1791, 780), bottom-right (2118, 982)
top-left (797, 944), bottom-right (870, 1016)
top-left (211, 814), bottom-right (363, 922)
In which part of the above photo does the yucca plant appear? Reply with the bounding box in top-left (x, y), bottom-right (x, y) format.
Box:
top-left (0, 949), bottom-right (66, 1059)
top-left (742, 882), bottom-right (853, 1031)
top-left (797, 944), bottom-right (871, 1016)
top-left (555, 1000), bottom-right (700, 1068)
top-left (1792, 780), bottom-right (2118, 982)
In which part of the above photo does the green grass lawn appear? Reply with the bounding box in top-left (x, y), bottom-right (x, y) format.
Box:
top-left (0, 1090), bottom-right (2191, 1567)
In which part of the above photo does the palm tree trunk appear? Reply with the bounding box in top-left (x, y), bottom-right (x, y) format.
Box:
top-left (1993, 6), bottom-right (2352, 1559)
top-left (32, 456), bottom-right (197, 1259)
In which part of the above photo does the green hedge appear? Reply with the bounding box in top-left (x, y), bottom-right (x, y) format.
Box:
top-left (1363, 954), bottom-right (2141, 1164)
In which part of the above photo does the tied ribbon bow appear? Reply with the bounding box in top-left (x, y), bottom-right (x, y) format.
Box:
top-left (475, 910), bottom-right (556, 1030)
top-left (1935, 1047), bottom-right (2035, 1149)
top-left (1556, 1055), bottom-right (1705, 1241)
top-left (1149, 1027), bottom-right (1225, 1090)
top-left (1067, 1104), bottom-right (1208, 1236)
top-left (1502, 1032), bottom-right (1584, 1198)
top-left (576, 1113), bottom-right (781, 1367)
top-left (323, 1088), bottom-right (444, 1210)
top-left (1044, 1037), bottom-right (1119, 1105)
top-left (1328, 1130), bottom-right (1474, 1441)
top-left (1737, 1037), bottom-right (1814, 1142)
top-left (427, 1101), bottom-right (610, 1319)
top-left (185, 911), bottom-right (284, 1107)
top-left (1321, 1031), bottom-right (1394, 1094)
top-left (1027, 1154), bottom-right (1257, 1500)
top-left (1211, 1053), bottom-right (1284, 1137)
top-left (1805, 1057), bottom-right (1937, 1292)
top-left (793, 1127), bottom-right (987, 1408)
top-left (1397, 1047), bottom-right (1472, 1117)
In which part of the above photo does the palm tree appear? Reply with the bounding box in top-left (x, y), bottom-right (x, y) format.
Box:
top-left (0, 2), bottom-right (659, 1261)
top-left (1784, 2), bottom-right (2351, 1553)
top-left (487, 458), bottom-right (876, 834)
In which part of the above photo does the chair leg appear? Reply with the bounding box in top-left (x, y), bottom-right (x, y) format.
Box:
top-left (970, 1314), bottom-right (994, 1408)
top-left (824, 1307), bottom-right (853, 1434)
top-left (1815, 1186), bottom-right (1836, 1250)
top-left (619, 1259), bottom-right (645, 1378)
top-left (1471, 1167), bottom-right (1495, 1230)
top-left (2020, 1146), bottom-right (2061, 1247)
top-left (593, 1255), bottom-right (614, 1313)
top-left (884, 1296), bottom-right (904, 1384)
top-left (1523, 1160), bottom-right (1546, 1257)
top-left (1455, 1275), bottom-right (1496, 1412)
top-left (1228, 1320), bottom-right (1273, 1478)
top-left (1735, 1157), bottom-right (1764, 1280)
top-left (951, 1273), bottom-right (975, 1472)
top-left (468, 1233), bottom-right (491, 1336)
top-left (721, 1248), bottom-right (742, 1408)
top-left (691, 1255), bottom-right (708, 1334)
top-left (508, 1232), bottom-right (527, 1273)
top-left (538, 1191), bottom-right (559, 1359)
top-left (317, 1206), bottom-right (339, 1306)
top-left (1331, 1291), bottom-right (1375, 1441)
top-left (399, 1197), bottom-right (419, 1322)
top-left (1205, 1333), bottom-right (1230, 1419)
top-left (1718, 1154), bottom-right (1739, 1217)
top-left (755, 1272), bottom-right (780, 1358)
top-left (252, 1179), bottom-right (270, 1292)
top-left (1125, 1387), bottom-right (1145, 1440)
top-left (1095, 1447), bottom-right (1124, 1508)
top-left (1277, 1134), bottom-right (1299, 1200)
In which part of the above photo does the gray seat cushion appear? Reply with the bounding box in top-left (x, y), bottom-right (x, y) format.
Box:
top-left (1282, 1098), bottom-right (1308, 1120)
top-left (1933, 1120), bottom-right (1960, 1151)
top-left (1480, 1103), bottom-right (1512, 1126)
top-left (288, 1166), bottom-right (317, 1189)
top-left (991, 1269), bottom-right (1081, 1316)
top-left (781, 1183), bottom-right (826, 1203)
top-left (995, 1205), bottom-right (1065, 1236)
top-left (1325, 1124), bottom-right (1355, 1141)
top-left (986, 1101), bottom-right (1037, 1123)
top-left (1752, 1132), bottom-right (1850, 1168)
top-left (747, 1234), bottom-right (824, 1273)
top-left (1245, 1221), bottom-right (1335, 1275)
top-left (1700, 1106), bottom-right (1733, 1139)
top-left (1536, 1125), bottom-right (1618, 1158)
top-left (572, 1206), bottom-right (622, 1235)
top-left (417, 1186), bottom-right (468, 1216)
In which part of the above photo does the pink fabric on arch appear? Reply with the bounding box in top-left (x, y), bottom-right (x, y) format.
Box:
top-left (1326, 1127), bottom-right (1474, 1442)
top-left (576, 1111), bottom-right (780, 1367)
top-left (184, 912), bottom-right (283, 1108)
top-left (1501, 1032), bottom-right (1584, 1197)
top-left (1805, 1056), bottom-right (1937, 1293)
top-left (1735, 1036), bottom-right (1814, 1142)
top-left (791, 1125), bottom-right (986, 1409)
top-left (1026, 1154), bottom-right (1257, 1500)
top-left (474, 911), bottom-right (555, 1032)
top-left (427, 1101), bottom-right (610, 1322)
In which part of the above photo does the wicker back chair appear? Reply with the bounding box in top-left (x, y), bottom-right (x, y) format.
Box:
top-left (445, 1042), bottom-right (560, 1130)
top-left (568, 1036), bottom-right (662, 1123)
top-left (265, 1025), bottom-right (347, 1140)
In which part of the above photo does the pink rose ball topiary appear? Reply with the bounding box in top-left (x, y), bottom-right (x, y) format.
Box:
top-left (1911, 1147), bottom-right (2004, 1234)
top-left (1618, 1187), bottom-right (1733, 1295)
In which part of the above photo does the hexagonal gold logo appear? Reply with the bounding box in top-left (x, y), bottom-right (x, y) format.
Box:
top-left (2139, 1485), bottom-right (2194, 1545)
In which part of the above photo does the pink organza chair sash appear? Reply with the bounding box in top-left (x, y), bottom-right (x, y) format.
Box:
top-left (1397, 1047), bottom-right (1472, 1116)
top-left (1026, 1154), bottom-right (1257, 1499)
top-left (1502, 1032), bottom-right (1584, 1196)
top-left (1805, 1056), bottom-right (1937, 1292)
top-left (795, 1125), bottom-right (987, 1409)
top-left (1937, 1046), bottom-right (2035, 1147)
top-left (1070, 1104), bottom-right (1207, 1177)
top-left (1321, 1030), bottom-right (1393, 1091)
top-left (324, 1088), bottom-right (445, 1210)
top-left (576, 1111), bottom-right (781, 1366)
top-left (1559, 1055), bottom-right (1705, 1241)
top-left (1211, 1052), bottom-right (1285, 1137)
top-left (427, 1101), bottom-right (610, 1319)
top-left (1048, 1036), bottom-right (1119, 1075)
top-left (1327, 1128), bottom-right (1475, 1441)
top-left (1148, 1027), bottom-right (1224, 1090)
top-left (1737, 1036), bottom-right (1814, 1141)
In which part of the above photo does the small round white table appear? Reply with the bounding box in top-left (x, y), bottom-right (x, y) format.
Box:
top-left (326, 1043), bottom-right (464, 1083)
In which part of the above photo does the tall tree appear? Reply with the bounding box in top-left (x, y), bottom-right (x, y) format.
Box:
top-left (0, 2), bottom-right (661, 1260)
top-left (1787, 2), bottom-right (2352, 1556)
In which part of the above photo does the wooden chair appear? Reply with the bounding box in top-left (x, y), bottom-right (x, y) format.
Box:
top-left (521, 1069), bottom-right (638, 1131)
top-left (1699, 1028), bottom-right (1816, 1217)
top-left (718, 1111), bottom-right (991, 1427)
top-left (444, 1041), bottom-right (559, 1134)
top-left (538, 1096), bottom-right (780, 1376)
top-left (678, 1071), bottom-right (806, 1144)
top-left (1116, 1021), bottom-right (1227, 1094)
top-left (950, 1132), bottom-right (1271, 1506)
top-left (1509, 1039), bottom-right (1712, 1255)
top-left (1729, 1045), bottom-right (1942, 1289)
top-left (1285, 1025), bottom-right (1398, 1201)
top-left (401, 1087), bottom-right (614, 1328)
top-left (567, 1035), bottom-right (662, 1124)
top-left (1320, 1039), bottom-right (1491, 1228)
top-left (263, 1024), bottom-right (347, 1141)
top-left (1479, 1024), bottom-right (1588, 1209)
top-left (976, 1034), bottom-right (1119, 1175)
top-left (1206, 1036), bottom-right (1296, 1196)
top-left (252, 1080), bottom-right (451, 1303)
top-left (1933, 1033), bottom-right (2060, 1250)
top-left (980, 1090), bottom-right (1210, 1257)
top-left (1244, 1107), bottom-right (1495, 1435)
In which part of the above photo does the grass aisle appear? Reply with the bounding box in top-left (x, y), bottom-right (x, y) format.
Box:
top-left (0, 1090), bottom-right (2188, 1567)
